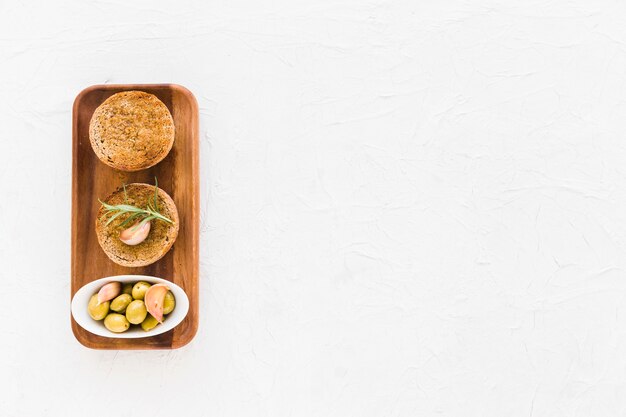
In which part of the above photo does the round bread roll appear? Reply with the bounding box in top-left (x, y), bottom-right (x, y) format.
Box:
top-left (96, 183), bottom-right (179, 267)
top-left (89, 91), bottom-right (175, 171)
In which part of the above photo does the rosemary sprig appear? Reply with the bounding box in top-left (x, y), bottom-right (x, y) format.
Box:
top-left (99, 179), bottom-right (173, 229)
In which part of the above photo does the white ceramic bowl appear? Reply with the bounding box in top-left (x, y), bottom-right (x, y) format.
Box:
top-left (71, 275), bottom-right (189, 338)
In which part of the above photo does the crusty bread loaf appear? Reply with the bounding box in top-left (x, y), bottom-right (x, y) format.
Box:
top-left (96, 183), bottom-right (179, 267)
top-left (89, 91), bottom-right (175, 172)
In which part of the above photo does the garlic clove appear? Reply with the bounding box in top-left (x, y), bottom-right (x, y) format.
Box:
top-left (144, 284), bottom-right (170, 323)
top-left (97, 281), bottom-right (121, 305)
top-left (119, 221), bottom-right (151, 245)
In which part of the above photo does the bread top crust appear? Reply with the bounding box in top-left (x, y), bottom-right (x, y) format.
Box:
top-left (89, 91), bottom-right (175, 172)
top-left (96, 183), bottom-right (179, 267)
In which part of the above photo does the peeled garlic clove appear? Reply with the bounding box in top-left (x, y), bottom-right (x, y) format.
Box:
top-left (97, 281), bottom-right (121, 305)
top-left (144, 284), bottom-right (170, 323)
top-left (119, 221), bottom-right (151, 246)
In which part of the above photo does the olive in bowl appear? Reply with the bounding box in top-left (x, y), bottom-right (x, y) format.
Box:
top-left (71, 275), bottom-right (189, 338)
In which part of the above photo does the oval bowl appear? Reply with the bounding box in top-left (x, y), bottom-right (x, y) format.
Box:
top-left (71, 275), bottom-right (189, 338)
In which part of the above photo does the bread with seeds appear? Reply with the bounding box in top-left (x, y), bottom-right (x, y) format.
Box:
top-left (89, 91), bottom-right (175, 171)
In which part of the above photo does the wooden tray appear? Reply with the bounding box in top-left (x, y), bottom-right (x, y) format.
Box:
top-left (71, 84), bottom-right (199, 349)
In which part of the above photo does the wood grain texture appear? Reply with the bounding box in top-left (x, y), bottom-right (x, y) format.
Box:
top-left (71, 84), bottom-right (199, 350)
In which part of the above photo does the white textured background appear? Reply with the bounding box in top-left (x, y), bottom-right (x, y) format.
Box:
top-left (2, 0), bottom-right (626, 416)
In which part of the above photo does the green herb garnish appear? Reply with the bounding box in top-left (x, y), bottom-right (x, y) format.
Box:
top-left (99, 178), bottom-right (173, 229)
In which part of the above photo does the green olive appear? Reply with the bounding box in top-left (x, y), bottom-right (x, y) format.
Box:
top-left (104, 313), bottom-right (130, 333)
top-left (110, 293), bottom-right (133, 313)
top-left (121, 283), bottom-right (133, 295)
top-left (87, 294), bottom-right (109, 321)
top-left (141, 314), bottom-right (160, 331)
top-left (125, 300), bottom-right (147, 324)
top-left (163, 291), bottom-right (175, 315)
top-left (132, 281), bottom-right (151, 300)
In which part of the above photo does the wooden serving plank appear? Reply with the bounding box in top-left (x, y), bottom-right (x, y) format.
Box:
top-left (71, 84), bottom-right (199, 349)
